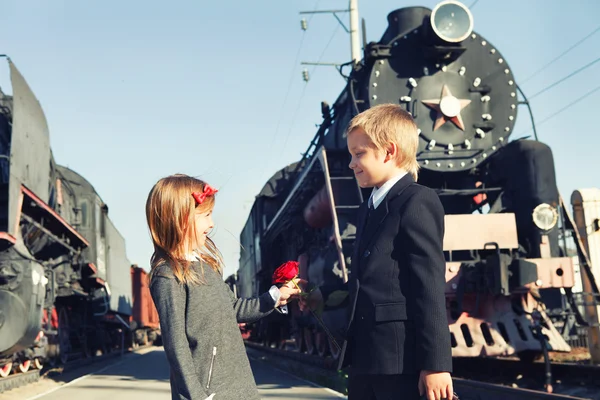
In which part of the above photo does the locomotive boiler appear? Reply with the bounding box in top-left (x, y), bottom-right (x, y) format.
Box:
top-left (236, 1), bottom-right (599, 364)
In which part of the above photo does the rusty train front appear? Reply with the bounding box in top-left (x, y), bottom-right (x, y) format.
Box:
top-left (235, 1), bottom-right (598, 362)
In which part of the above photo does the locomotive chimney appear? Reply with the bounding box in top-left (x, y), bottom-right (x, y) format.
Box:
top-left (380, 7), bottom-right (431, 44)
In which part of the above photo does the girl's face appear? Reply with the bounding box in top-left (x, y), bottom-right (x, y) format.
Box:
top-left (194, 207), bottom-right (214, 249)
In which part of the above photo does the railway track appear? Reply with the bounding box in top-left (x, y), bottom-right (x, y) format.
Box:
top-left (0, 370), bottom-right (41, 394)
top-left (452, 379), bottom-right (585, 400)
top-left (0, 345), bottom-right (154, 394)
top-left (452, 356), bottom-right (600, 391)
top-left (245, 341), bottom-right (599, 399)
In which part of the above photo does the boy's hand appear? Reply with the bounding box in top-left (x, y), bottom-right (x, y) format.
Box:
top-left (277, 278), bottom-right (306, 307)
top-left (418, 370), bottom-right (453, 400)
top-left (298, 287), bottom-right (323, 312)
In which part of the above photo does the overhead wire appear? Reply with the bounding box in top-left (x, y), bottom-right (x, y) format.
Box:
top-left (518, 54), bottom-right (600, 138)
top-left (537, 84), bottom-right (600, 127)
top-left (258, 0), bottom-right (322, 182)
top-left (516, 84), bottom-right (600, 137)
top-left (516, 21), bottom-right (600, 140)
top-left (521, 25), bottom-right (600, 85)
top-left (274, 21), bottom-right (341, 171)
top-left (529, 56), bottom-right (600, 100)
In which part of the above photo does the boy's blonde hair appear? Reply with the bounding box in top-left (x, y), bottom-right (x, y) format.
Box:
top-left (347, 103), bottom-right (420, 181)
top-left (146, 174), bottom-right (223, 285)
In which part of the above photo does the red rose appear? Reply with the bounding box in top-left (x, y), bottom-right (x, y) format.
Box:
top-left (272, 261), bottom-right (299, 285)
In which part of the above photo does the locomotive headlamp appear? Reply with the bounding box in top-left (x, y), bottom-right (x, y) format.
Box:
top-left (430, 1), bottom-right (474, 43)
top-left (532, 203), bottom-right (559, 231)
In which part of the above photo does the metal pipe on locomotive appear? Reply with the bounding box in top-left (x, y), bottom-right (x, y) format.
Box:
top-left (235, 0), bottom-right (600, 366)
top-left (0, 57), bottom-right (160, 379)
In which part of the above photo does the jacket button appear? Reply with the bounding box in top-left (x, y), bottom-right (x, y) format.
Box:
top-left (363, 250), bottom-right (370, 258)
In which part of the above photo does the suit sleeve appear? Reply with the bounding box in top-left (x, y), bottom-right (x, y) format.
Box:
top-left (223, 280), bottom-right (276, 324)
top-left (150, 276), bottom-right (211, 399)
top-left (401, 188), bottom-right (453, 373)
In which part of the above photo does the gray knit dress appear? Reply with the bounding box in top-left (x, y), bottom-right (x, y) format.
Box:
top-left (150, 261), bottom-right (276, 400)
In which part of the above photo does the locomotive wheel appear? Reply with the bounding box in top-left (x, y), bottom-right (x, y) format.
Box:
top-left (141, 330), bottom-right (149, 346)
top-left (58, 307), bottom-right (71, 364)
top-left (34, 358), bottom-right (43, 370)
top-left (291, 329), bottom-right (303, 352)
top-left (97, 342), bottom-right (109, 356)
top-left (18, 360), bottom-right (31, 373)
top-left (303, 328), bottom-right (315, 355)
top-left (315, 331), bottom-right (328, 357)
top-left (84, 343), bottom-right (92, 358)
top-left (80, 332), bottom-right (92, 358)
top-left (329, 337), bottom-right (341, 360)
top-left (46, 348), bottom-right (59, 367)
top-left (0, 363), bottom-right (12, 378)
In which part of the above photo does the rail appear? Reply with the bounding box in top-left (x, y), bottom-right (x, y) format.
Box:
top-left (452, 356), bottom-right (600, 389)
top-left (245, 341), bottom-right (599, 400)
top-left (0, 344), bottom-right (155, 394)
top-left (0, 370), bottom-right (40, 394)
top-left (453, 379), bottom-right (585, 400)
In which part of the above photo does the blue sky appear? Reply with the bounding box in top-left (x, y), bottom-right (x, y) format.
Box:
top-left (1, 0), bottom-right (598, 279)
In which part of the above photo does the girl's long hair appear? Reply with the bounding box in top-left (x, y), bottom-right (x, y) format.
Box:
top-left (146, 174), bottom-right (223, 284)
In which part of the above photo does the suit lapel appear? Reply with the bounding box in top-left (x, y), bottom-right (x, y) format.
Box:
top-left (359, 200), bottom-right (388, 254)
top-left (353, 203), bottom-right (369, 256)
top-left (359, 174), bottom-right (415, 256)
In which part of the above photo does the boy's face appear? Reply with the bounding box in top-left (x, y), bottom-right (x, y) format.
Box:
top-left (347, 128), bottom-right (393, 189)
top-left (194, 207), bottom-right (214, 249)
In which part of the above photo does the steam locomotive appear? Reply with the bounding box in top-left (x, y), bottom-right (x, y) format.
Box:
top-left (236, 1), bottom-right (600, 363)
top-left (0, 58), bottom-right (158, 379)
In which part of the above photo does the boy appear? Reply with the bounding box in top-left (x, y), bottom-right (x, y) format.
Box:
top-left (303, 104), bottom-right (453, 400)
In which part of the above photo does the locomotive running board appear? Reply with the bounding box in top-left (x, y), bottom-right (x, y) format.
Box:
top-left (17, 185), bottom-right (89, 255)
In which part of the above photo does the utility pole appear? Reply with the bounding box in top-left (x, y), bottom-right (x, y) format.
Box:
top-left (299, 0), bottom-right (362, 79)
top-left (349, 0), bottom-right (360, 65)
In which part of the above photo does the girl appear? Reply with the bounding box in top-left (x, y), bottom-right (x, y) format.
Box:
top-left (146, 174), bottom-right (300, 400)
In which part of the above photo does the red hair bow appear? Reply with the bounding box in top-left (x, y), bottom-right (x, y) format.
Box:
top-left (192, 184), bottom-right (218, 205)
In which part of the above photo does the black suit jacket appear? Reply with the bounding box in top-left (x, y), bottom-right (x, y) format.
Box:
top-left (324, 174), bottom-right (453, 375)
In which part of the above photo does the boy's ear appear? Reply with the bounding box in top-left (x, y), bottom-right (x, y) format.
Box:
top-left (384, 142), bottom-right (398, 162)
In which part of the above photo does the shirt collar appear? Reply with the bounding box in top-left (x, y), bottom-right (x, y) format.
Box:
top-left (368, 171), bottom-right (407, 209)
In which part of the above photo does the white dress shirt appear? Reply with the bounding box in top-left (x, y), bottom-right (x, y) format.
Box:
top-left (368, 171), bottom-right (408, 209)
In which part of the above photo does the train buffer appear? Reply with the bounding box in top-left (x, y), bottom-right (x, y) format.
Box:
top-left (1, 346), bottom-right (347, 400)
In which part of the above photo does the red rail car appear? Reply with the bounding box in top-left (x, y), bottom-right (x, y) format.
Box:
top-left (130, 265), bottom-right (161, 346)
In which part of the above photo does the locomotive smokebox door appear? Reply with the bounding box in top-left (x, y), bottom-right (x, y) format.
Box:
top-left (363, 0), bottom-right (517, 173)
